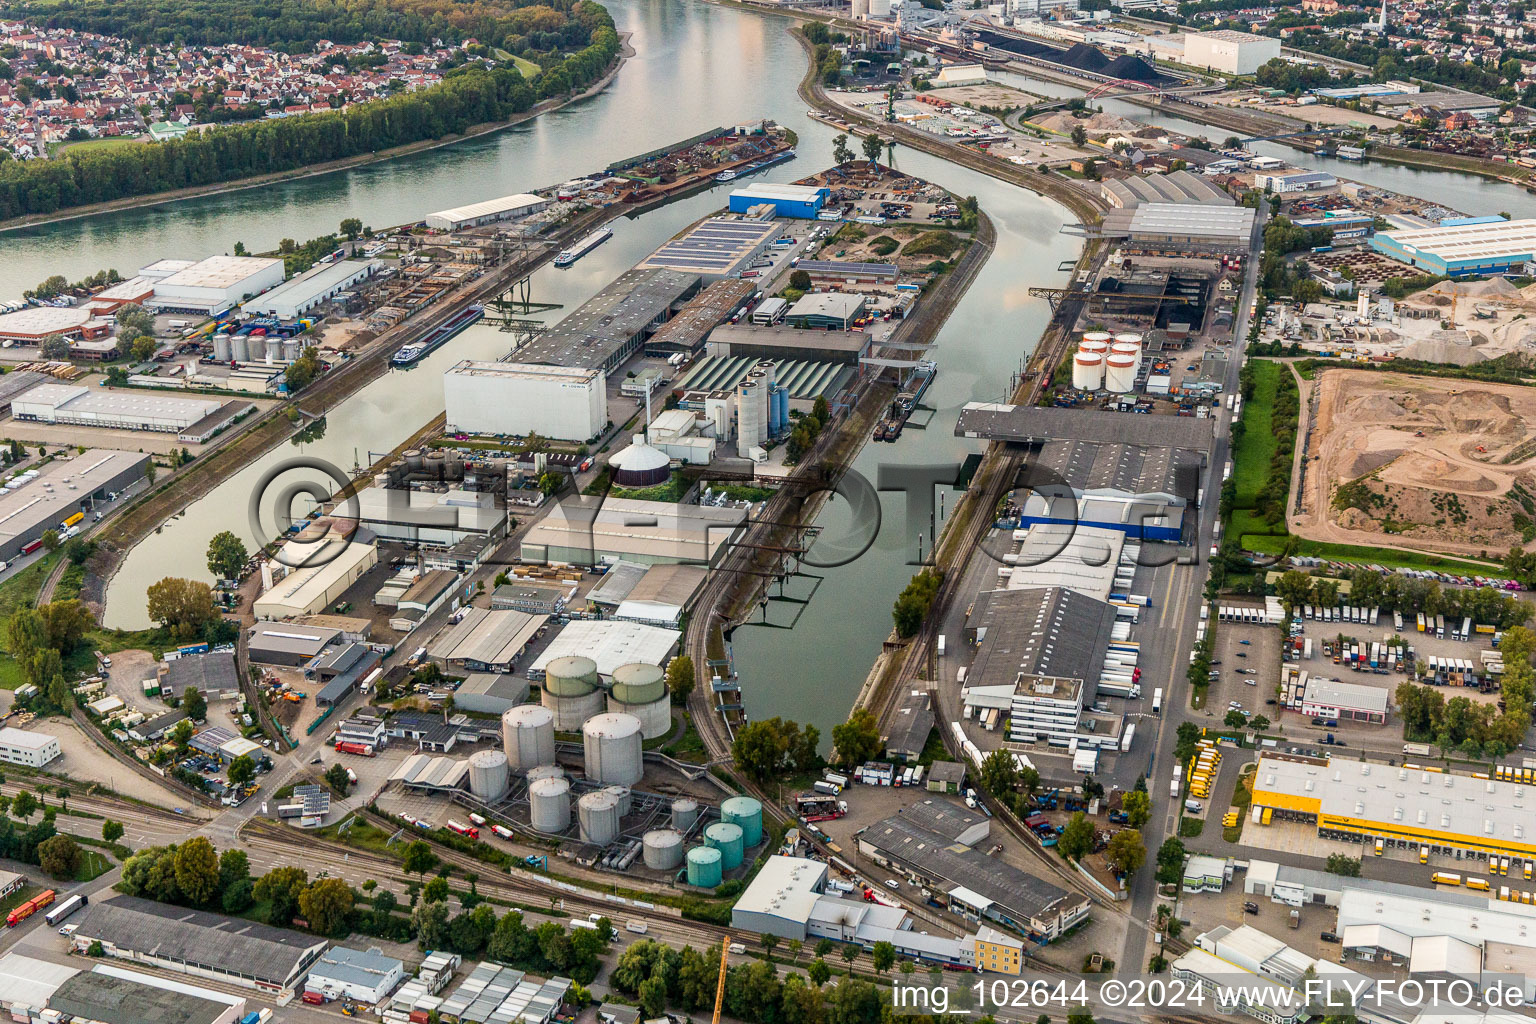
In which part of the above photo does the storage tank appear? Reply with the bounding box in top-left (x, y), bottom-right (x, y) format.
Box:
top-left (721, 796), bottom-right (763, 848)
top-left (1113, 331), bottom-right (1143, 349)
top-left (528, 776), bottom-right (571, 832)
top-left (606, 663), bottom-right (671, 740)
top-left (468, 749), bottom-right (510, 802)
top-left (582, 712), bottom-right (643, 786)
top-left (773, 386), bottom-right (789, 437)
top-left (282, 338), bottom-right (302, 361)
top-left (869, 0), bottom-right (891, 15)
top-left (686, 845), bottom-right (723, 888)
top-left (502, 704), bottom-right (557, 770)
top-left (578, 789), bottom-right (622, 846)
top-left (213, 334), bottom-right (232, 362)
top-left (737, 380), bottom-right (764, 457)
top-left (1072, 352), bottom-right (1104, 391)
top-left (1082, 331), bottom-right (1112, 348)
top-left (1077, 338), bottom-right (1109, 358)
top-left (601, 784), bottom-right (633, 817)
top-left (404, 449), bottom-right (425, 471)
top-left (704, 821), bottom-right (745, 870)
top-left (643, 829), bottom-right (685, 870)
top-left (526, 764), bottom-right (564, 785)
top-left (1105, 354), bottom-right (1137, 394)
top-left (671, 797), bottom-right (701, 832)
top-left (541, 655), bottom-right (605, 731)
top-left (852, 0), bottom-right (870, 16)
top-left (230, 335), bottom-right (250, 362)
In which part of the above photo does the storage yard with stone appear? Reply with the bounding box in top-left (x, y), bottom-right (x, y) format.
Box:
top-left (1295, 368), bottom-right (1536, 551)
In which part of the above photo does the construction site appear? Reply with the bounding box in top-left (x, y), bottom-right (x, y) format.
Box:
top-left (1295, 368), bottom-right (1536, 552)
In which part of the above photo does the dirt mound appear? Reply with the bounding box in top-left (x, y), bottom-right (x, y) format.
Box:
top-left (1399, 337), bottom-right (1488, 364)
top-left (1420, 277), bottom-right (1523, 301)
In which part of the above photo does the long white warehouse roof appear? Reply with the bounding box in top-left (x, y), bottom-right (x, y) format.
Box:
top-left (530, 619), bottom-right (680, 678)
top-left (426, 193), bottom-right (545, 227)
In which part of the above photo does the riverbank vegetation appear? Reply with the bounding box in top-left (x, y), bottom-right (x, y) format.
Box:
top-left (0, 1), bottom-right (619, 221)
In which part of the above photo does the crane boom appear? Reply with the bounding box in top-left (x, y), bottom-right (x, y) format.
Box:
top-left (712, 936), bottom-right (730, 1024)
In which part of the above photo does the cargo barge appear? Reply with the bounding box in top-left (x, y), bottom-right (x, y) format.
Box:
top-left (873, 360), bottom-right (936, 441)
top-left (554, 226), bottom-right (613, 267)
top-left (391, 304), bottom-right (484, 367)
top-left (716, 148), bottom-right (797, 182)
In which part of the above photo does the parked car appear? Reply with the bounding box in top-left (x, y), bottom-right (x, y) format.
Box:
top-left (1243, 902), bottom-right (1259, 915)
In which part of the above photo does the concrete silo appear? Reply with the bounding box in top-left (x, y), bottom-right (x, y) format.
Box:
top-left (583, 712), bottom-right (643, 786)
top-left (526, 764), bottom-right (564, 785)
top-left (502, 704), bottom-right (557, 770)
top-left (643, 829), bottom-right (685, 871)
top-left (606, 663), bottom-right (671, 740)
top-left (541, 655), bottom-right (605, 731)
top-left (721, 796), bottom-right (763, 848)
top-left (578, 789), bottom-right (622, 846)
top-left (736, 380), bottom-right (765, 457)
top-left (704, 821), bottom-right (744, 870)
top-left (686, 846), bottom-right (723, 888)
top-left (468, 749), bottom-right (510, 802)
top-left (213, 334), bottom-right (233, 362)
top-left (529, 776), bottom-right (571, 832)
top-left (671, 798), bottom-right (701, 832)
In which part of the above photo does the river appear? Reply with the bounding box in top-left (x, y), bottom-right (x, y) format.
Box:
top-left (38, 0), bottom-right (1522, 737)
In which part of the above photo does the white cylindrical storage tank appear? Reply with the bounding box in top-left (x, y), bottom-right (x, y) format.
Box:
top-left (852, 0), bottom-right (870, 16)
top-left (213, 334), bottom-right (232, 361)
top-left (1078, 338), bottom-right (1109, 357)
top-left (583, 712), bottom-right (643, 786)
top-left (1082, 331), bottom-right (1112, 348)
top-left (1105, 354), bottom-right (1137, 394)
top-left (602, 784), bottom-right (633, 817)
top-left (528, 776), bottom-right (571, 832)
top-left (869, 0), bottom-right (891, 15)
top-left (282, 338), bottom-right (302, 361)
top-left (671, 797), bottom-right (701, 832)
top-left (606, 663), bottom-right (671, 740)
top-left (230, 335), bottom-right (250, 362)
top-left (737, 380), bottom-right (764, 456)
top-left (541, 655), bottom-right (604, 731)
top-left (578, 789), bottom-right (621, 846)
top-left (643, 829), bottom-right (685, 870)
top-left (1110, 341), bottom-right (1140, 359)
top-left (502, 704), bottom-right (557, 770)
top-left (468, 749), bottom-right (510, 802)
top-left (1113, 332), bottom-right (1143, 348)
top-left (526, 764), bottom-right (564, 785)
top-left (1072, 352), bottom-right (1104, 391)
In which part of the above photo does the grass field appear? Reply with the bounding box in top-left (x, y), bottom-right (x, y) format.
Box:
top-left (1232, 360), bottom-right (1282, 509)
top-left (1239, 534), bottom-right (1498, 573)
top-left (496, 50), bottom-right (543, 78)
top-left (51, 136), bottom-right (146, 157)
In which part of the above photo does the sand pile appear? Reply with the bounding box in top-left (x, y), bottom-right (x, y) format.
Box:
top-left (1400, 335), bottom-right (1487, 364)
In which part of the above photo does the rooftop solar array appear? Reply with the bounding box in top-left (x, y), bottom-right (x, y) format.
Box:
top-left (636, 219), bottom-right (780, 275)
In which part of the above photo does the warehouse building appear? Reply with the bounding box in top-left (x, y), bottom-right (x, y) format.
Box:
top-left (390, 569), bottom-right (460, 633)
top-left (1250, 754), bottom-right (1536, 859)
top-left (442, 361), bottom-right (607, 442)
top-left (252, 526), bottom-right (378, 620)
top-left (424, 193), bottom-right (550, 232)
top-left (1103, 203), bottom-right (1257, 254)
top-left (1294, 677), bottom-right (1388, 724)
top-left (634, 218), bottom-right (781, 280)
top-left (312, 643), bottom-right (382, 707)
top-left (785, 292), bottom-right (867, 329)
top-left (1252, 170), bottom-right (1338, 194)
top-left (0, 727), bottom-right (60, 767)
top-left (304, 946), bottom-right (404, 1004)
top-left (519, 496), bottom-right (747, 567)
top-left (147, 256), bottom-right (285, 314)
top-left (491, 579), bottom-right (575, 615)
top-left (795, 260), bottom-right (899, 289)
top-left (85, 276), bottom-right (158, 314)
top-left (246, 622), bottom-right (343, 666)
top-left (728, 183), bottom-right (830, 219)
top-left (50, 967), bottom-right (247, 1024)
top-left (0, 448), bottom-right (150, 562)
top-left (643, 279), bottom-right (758, 356)
top-left (12, 383), bottom-right (232, 434)
top-left (451, 673), bottom-right (531, 715)
top-left (858, 813), bottom-right (1091, 941)
top-left (530, 619), bottom-right (680, 679)
top-left (160, 651), bottom-right (240, 703)
top-left (356, 480), bottom-right (508, 548)
top-left (428, 607), bottom-right (546, 672)
top-left (1371, 218), bottom-right (1536, 277)
top-left (1099, 170), bottom-right (1234, 209)
top-left (1182, 29), bottom-right (1280, 75)
top-left (515, 269), bottom-right (699, 374)
top-left (611, 562), bottom-right (707, 628)
top-left (70, 896), bottom-right (327, 993)
top-left (243, 259), bottom-right (382, 319)
top-left (0, 305), bottom-right (110, 342)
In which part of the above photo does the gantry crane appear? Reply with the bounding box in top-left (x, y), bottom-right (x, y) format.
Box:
top-left (712, 936), bottom-right (730, 1024)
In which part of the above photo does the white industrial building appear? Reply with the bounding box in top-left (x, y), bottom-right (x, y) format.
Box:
top-left (145, 255), bottom-right (285, 314)
top-left (252, 528), bottom-right (379, 619)
top-left (12, 383), bottom-right (226, 433)
top-left (0, 727), bottom-right (60, 767)
top-left (1182, 30), bottom-right (1280, 75)
top-left (0, 448), bottom-right (150, 562)
top-left (424, 193), bottom-right (550, 232)
top-left (442, 360), bottom-right (607, 442)
top-left (304, 947), bottom-right (404, 1004)
top-left (520, 497), bottom-right (747, 567)
top-left (357, 483), bottom-right (507, 547)
top-left (530, 619), bottom-right (681, 679)
top-left (242, 259), bottom-right (382, 319)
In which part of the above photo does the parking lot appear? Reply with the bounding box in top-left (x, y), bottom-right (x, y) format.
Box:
top-left (1205, 619), bottom-right (1280, 722)
top-left (1180, 880), bottom-right (1348, 966)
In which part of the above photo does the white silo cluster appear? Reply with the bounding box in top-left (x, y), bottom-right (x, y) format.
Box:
top-left (583, 712), bottom-right (644, 786)
top-left (1105, 332), bottom-right (1142, 394)
top-left (736, 375), bottom-right (767, 457)
top-left (468, 749), bottom-right (510, 802)
top-left (1072, 332), bottom-right (1113, 391)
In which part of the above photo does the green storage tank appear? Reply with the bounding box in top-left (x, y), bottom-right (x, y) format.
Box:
top-left (704, 821), bottom-right (745, 870)
top-left (686, 845), bottom-right (723, 888)
top-left (721, 796), bottom-right (763, 848)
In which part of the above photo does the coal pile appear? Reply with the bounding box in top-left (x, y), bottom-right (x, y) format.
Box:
top-left (978, 32), bottom-right (1173, 86)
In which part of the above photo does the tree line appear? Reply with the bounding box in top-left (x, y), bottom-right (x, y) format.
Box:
top-left (1273, 567), bottom-right (1533, 629)
top-left (1397, 625), bottom-right (1536, 757)
top-left (0, 6), bottom-right (618, 220)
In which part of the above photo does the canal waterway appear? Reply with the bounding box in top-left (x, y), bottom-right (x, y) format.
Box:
top-left (56, 0), bottom-right (1521, 738)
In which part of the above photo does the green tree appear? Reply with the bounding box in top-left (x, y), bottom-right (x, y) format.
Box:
top-left (325, 762), bottom-right (351, 796)
top-left (1155, 837), bottom-right (1186, 884)
top-left (1325, 853), bottom-right (1362, 877)
top-left (808, 958), bottom-right (831, 986)
top-left (423, 876), bottom-right (450, 904)
top-left (102, 820), bottom-right (124, 843)
top-left (182, 687), bottom-right (207, 722)
top-left (254, 865), bottom-right (309, 925)
top-left (41, 529), bottom-right (59, 553)
top-left (666, 654), bottom-right (695, 705)
top-left (1225, 710), bottom-right (1248, 729)
top-left (1070, 123), bottom-right (1088, 146)
top-left (11, 791), bottom-right (36, 820)
top-left (206, 530), bottom-right (247, 581)
top-left (979, 748), bottom-right (1018, 796)
top-left (339, 217), bottom-right (363, 240)
top-left (761, 932), bottom-right (780, 958)
top-left (1058, 812), bottom-right (1094, 861)
top-left (37, 834), bottom-right (80, 879)
top-left (145, 576), bottom-right (216, 638)
top-left (638, 976), bottom-right (667, 1019)
top-left (1121, 790), bottom-right (1151, 829)
top-left (830, 707), bottom-right (882, 767)
top-left (227, 755), bottom-right (256, 788)
top-left (1105, 829), bottom-right (1146, 877)
top-left (789, 269), bottom-right (812, 291)
top-left (832, 133), bottom-right (853, 165)
top-left (414, 899), bottom-right (450, 949)
top-left (298, 877), bottom-right (354, 934)
top-left (861, 132), bottom-right (884, 165)
top-left (871, 940), bottom-right (896, 974)
top-left (218, 848), bottom-right (249, 895)
top-left (130, 335), bottom-right (157, 362)
top-left (839, 943), bottom-right (858, 974)
top-left (174, 836), bottom-right (220, 904)
top-left (39, 334), bottom-right (71, 359)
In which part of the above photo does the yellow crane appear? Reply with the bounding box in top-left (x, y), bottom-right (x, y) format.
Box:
top-left (712, 936), bottom-right (730, 1024)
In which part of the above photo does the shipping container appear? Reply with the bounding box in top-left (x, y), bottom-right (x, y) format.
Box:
top-left (44, 893), bottom-right (87, 927)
